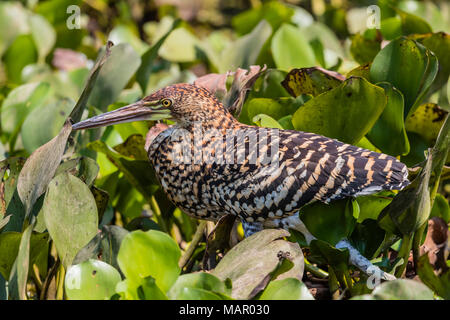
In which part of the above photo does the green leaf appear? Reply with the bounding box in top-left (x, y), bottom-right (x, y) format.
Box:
top-left (117, 230), bottom-right (181, 293)
top-left (271, 23), bottom-right (315, 71)
top-left (136, 19), bottom-right (180, 93)
top-left (367, 82), bottom-right (410, 156)
top-left (0, 82), bottom-right (52, 149)
top-left (396, 8), bottom-right (433, 36)
top-left (174, 287), bottom-right (222, 300)
top-left (252, 114), bottom-right (283, 129)
top-left (417, 254), bottom-right (450, 299)
top-left (0, 2), bottom-right (29, 55)
top-left (69, 42), bottom-right (113, 124)
top-left (430, 194), bottom-right (449, 223)
top-left (350, 33), bottom-right (381, 65)
top-left (355, 192), bottom-right (393, 223)
top-left (292, 77), bottom-right (386, 144)
top-left (137, 276), bottom-right (168, 300)
top-left (87, 138), bottom-right (160, 200)
top-left (158, 27), bottom-right (201, 63)
top-left (247, 98), bottom-right (299, 121)
top-left (88, 43), bottom-right (141, 111)
top-left (212, 229), bottom-right (304, 300)
top-left (370, 37), bottom-right (438, 117)
top-left (281, 67), bottom-right (343, 97)
top-left (405, 103), bottom-right (448, 146)
top-left (219, 20), bottom-right (272, 73)
top-left (65, 259), bottom-right (122, 300)
top-left (168, 272), bottom-right (230, 300)
top-left (3, 34), bottom-right (37, 84)
top-left (29, 13), bottom-right (56, 62)
top-left (0, 230), bottom-right (48, 280)
top-left (232, 1), bottom-right (295, 36)
top-left (8, 222), bottom-right (35, 300)
top-left (21, 97), bottom-right (74, 153)
top-left (353, 279), bottom-right (434, 300)
top-left (73, 225), bottom-right (128, 271)
top-left (259, 278), bottom-right (313, 300)
top-left (300, 199), bottom-right (357, 245)
top-left (17, 121), bottom-right (72, 216)
top-left (43, 173), bottom-right (98, 268)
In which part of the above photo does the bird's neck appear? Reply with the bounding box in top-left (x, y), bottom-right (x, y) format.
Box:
top-left (175, 109), bottom-right (242, 133)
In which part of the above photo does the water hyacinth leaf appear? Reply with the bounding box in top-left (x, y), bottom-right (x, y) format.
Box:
top-left (417, 254), bottom-right (450, 299)
top-left (158, 27), bottom-right (201, 63)
top-left (371, 279), bottom-right (434, 300)
top-left (136, 19), bottom-right (181, 93)
top-left (73, 225), bottom-right (129, 271)
top-left (137, 276), bottom-right (168, 300)
top-left (350, 32), bottom-right (381, 65)
top-left (259, 278), bottom-right (314, 300)
top-left (278, 115), bottom-right (294, 130)
top-left (212, 229), bottom-right (304, 300)
top-left (88, 43), bottom-right (141, 111)
top-left (396, 8), bottom-right (433, 36)
top-left (378, 154), bottom-right (432, 236)
top-left (29, 13), bottom-right (56, 62)
top-left (21, 97), bottom-right (74, 153)
top-left (65, 259), bottom-right (122, 300)
top-left (219, 20), bottom-right (272, 73)
top-left (292, 77), bottom-right (386, 144)
top-left (17, 120), bottom-right (72, 216)
top-left (108, 25), bottom-right (148, 55)
top-left (281, 67), bottom-right (344, 97)
top-left (0, 230), bottom-right (48, 280)
top-left (117, 230), bottom-right (181, 293)
top-left (271, 24), bottom-right (315, 71)
top-left (175, 287), bottom-right (222, 300)
top-left (251, 69), bottom-right (290, 99)
top-left (252, 114), bottom-right (283, 129)
top-left (416, 32), bottom-right (450, 93)
top-left (88, 139), bottom-right (160, 199)
top-left (69, 41), bottom-right (113, 124)
top-left (349, 219), bottom-right (386, 259)
top-left (430, 194), bottom-right (449, 223)
top-left (370, 37), bottom-right (438, 117)
top-left (167, 272), bottom-right (230, 300)
top-left (8, 222), bottom-right (34, 300)
top-left (0, 2), bottom-right (29, 55)
top-left (0, 82), bottom-right (52, 149)
top-left (300, 199), bottom-right (358, 246)
top-left (43, 173), bottom-right (98, 268)
top-left (0, 157), bottom-right (25, 224)
top-left (405, 103), bottom-right (448, 146)
top-left (55, 157), bottom-right (99, 187)
top-left (3, 34), bottom-right (37, 84)
top-left (246, 98), bottom-right (301, 122)
top-left (355, 192), bottom-right (393, 223)
top-left (367, 82), bottom-right (409, 156)
top-left (232, 1), bottom-right (295, 36)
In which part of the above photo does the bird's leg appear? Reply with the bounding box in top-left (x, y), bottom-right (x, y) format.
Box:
top-left (263, 212), bottom-right (396, 281)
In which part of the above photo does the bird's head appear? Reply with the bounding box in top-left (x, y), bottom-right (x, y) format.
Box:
top-left (72, 83), bottom-right (235, 130)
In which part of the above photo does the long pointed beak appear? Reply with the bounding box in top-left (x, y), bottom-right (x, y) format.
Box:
top-left (72, 100), bottom-right (171, 130)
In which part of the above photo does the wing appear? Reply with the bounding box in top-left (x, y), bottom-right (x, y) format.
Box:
top-left (203, 126), bottom-right (409, 222)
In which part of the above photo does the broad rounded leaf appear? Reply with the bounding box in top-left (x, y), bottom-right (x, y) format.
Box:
top-left (167, 272), bottom-right (229, 300)
top-left (271, 23), bottom-right (315, 71)
top-left (367, 82), bottom-right (410, 156)
top-left (43, 173), bottom-right (98, 268)
top-left (259, 278), bottom-right (313, 300)
top-left (117, 230), bottom-right (181, 293)
top-left (212, 229), bottom-right (304, 300)
top-left (65, 259), bottom-right (121, 300)
top-left (292, 77), bottom-right (386, 144)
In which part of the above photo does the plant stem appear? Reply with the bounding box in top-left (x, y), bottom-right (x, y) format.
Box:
top-left (412, 222), bottom-right (426, 271)
top-left (179, 221), bottom-right (207, 269)
top-left (55, 263), bottom-right (65, 300)
top-left (395, 234), bottom-right (413, 278)
top-left (304, 258), bottom-right (329, 278)
top-left (149, 195), bottom-right (168, 233)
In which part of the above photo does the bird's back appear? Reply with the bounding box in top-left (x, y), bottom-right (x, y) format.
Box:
top-left (148, 124), bottom-right (409, 223)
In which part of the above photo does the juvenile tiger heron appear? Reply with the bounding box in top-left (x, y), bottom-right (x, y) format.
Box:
top-left (72, 83), bottom-right (408, 279)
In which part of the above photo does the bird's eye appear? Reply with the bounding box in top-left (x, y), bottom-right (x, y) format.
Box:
top-left (162, 99), bottom-right (172, 107)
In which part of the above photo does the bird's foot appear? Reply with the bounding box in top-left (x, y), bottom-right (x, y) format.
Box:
top-left (260, 213), bottom-right (396, 281)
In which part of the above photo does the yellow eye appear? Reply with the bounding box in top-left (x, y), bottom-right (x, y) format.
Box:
top-left (162, 99), bottom-right (172, 107)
